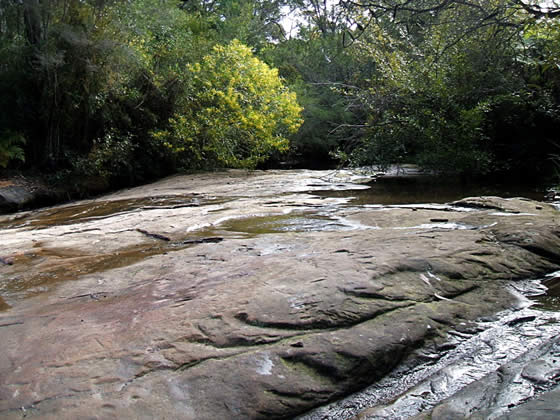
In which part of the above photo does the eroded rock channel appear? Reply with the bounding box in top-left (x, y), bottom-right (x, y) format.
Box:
top-left (0, 169), bottom-right (559, 419)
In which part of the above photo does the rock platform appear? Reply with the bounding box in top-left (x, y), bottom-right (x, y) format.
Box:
top-left (0, 170), bottom-right (559, 419)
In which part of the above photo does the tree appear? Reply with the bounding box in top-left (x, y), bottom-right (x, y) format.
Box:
top-left (1, 0), bottom-right (558, 182)
top-left (338, 0), bottom-right (560, 177)
top-left (180, 0), bottom-right (289, 47)
top-left (152, 40), bottom-right (303, 169)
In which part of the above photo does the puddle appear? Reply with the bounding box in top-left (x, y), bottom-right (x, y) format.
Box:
top-left (0, 228), bottom-right (227, 304)
top-left (3, 211), bottom-right (356, 299)
top-left (312, 176), bottom-right (546, 205)
top-left (0, 195), bottom-right (219, 230)
top-left (534, 273), bottom-right (560, 312)
top-left (0, 194), bottom-right (232, 303)
top-left (0, 174), bottom-right (553, 308)
top-left (0, 171), bottom-right (558, 418)
top-left (221, 213), bottom-right (349, 235)
top-left (0, 199), bottom-right (355, 304)
top-left (392, 222), bottom-right (477, 230)
top-left (0, 210), bottom-right (362, 304)
top-left (0, 244), bottom-right (173, 301)
top-left (298, 277), bottom-right (560, 420)
top-left (0, 296), bottom-right (10, 311)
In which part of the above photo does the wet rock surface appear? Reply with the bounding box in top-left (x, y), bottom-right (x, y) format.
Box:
top-left (407, 328), bottom-right (560, 420)
top-left (0, 170), bottom-right (559, 419)
top-left (305, 281), bottom-right (560, 420)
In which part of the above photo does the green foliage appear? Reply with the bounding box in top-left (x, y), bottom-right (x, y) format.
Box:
top-left (0, 0), bottom-right (198, 181)
top-left (1, 0), bottom-right (560, 184)
top-left (415, 104), bottom-right (493, 175)
top-left (343, 2), bottom-right (560, 178)
top-left (72, 130), bottom-right (135, 179)
top-left (0, 131), bottom-right (26, 168)
top-left (0, 0), bottom-right (306, 181)
top-left (180, 0), bottom-right (287, 49)
top-left (153, 40), bottom-right (303, 169)
top-left (262, 30), bottom-right (370, 165)
top-left (549, 144), bottom-right (560, 186)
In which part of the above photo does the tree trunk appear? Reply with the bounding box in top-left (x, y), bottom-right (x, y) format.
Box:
top-left (23, 0), bottom-right (42, 46)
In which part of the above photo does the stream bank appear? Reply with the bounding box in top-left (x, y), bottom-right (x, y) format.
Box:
top-left (0, 169), bottom-right (559, 419)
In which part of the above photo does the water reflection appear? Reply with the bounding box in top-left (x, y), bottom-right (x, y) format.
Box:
top-left (313, 176), bottom-right (546, 205)
top-left (534, 274), bottom-right (560, 311)
top-left (221, 214), bottom-right (348, 235)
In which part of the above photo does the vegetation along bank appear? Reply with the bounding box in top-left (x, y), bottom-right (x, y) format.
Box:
top-left (1, 1), bottom-right (560, 192)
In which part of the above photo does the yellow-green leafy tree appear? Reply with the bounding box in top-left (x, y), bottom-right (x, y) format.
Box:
top-left (153, 39), bottom-right (303, 169)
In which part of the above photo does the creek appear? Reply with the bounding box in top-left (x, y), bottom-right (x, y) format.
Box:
top-left (0, 173), bottom-right (546, 303)
top-left (294, 175), bottom-right (560, 419)
top-left (0, 169), bottom-right (558, 419)
top-left (312, 174), bottom-right (546, 205)
top-left (297, 176), bottom-right (560, 419)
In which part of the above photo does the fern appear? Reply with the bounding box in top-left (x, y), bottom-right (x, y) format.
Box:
top-left (0, 131), bottom-right (26, 168)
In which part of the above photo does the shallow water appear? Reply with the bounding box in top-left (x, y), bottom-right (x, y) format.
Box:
top-left (0, 174), bottom-right (552, 304)
top-left (0, 243), bottom-right (171, 299)
top-left (0, 223), bottom-right (227, 304)
top-left (0, 171), bottom-right (558, 418)
top-left (219, 176), bottom-right (547, 235)
top-left (298, 277), bottom-right (560, 420)
top-left (0, 195), bottom-right (208, 230)
top-left (535, 274), bottom-right (560, 311)
top-left (221, 213), bottom-right (355, 235)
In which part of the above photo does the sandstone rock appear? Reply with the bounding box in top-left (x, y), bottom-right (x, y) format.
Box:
top-left (0, 171), bottom-right (558, 419)
top-left (409, 335), bottom-right (560, 420)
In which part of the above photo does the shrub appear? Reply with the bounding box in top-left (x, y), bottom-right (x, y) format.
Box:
top-left (153, 40), bottom-right (303, 169)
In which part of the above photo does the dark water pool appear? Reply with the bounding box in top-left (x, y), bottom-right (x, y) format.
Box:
top-left (535, 275), bottom-right (560, 311)
top-left (313, 176), bottom-right (547, 205)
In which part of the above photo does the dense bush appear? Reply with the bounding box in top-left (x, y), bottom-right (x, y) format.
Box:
top-left (152, 40), bottom-right (302, 169)
top-left (341, 5), bottom-right (560, 179)
top-left (1, 0), bottom-right (560, 185)
top-left (0, 0), bottom-right (302, 185)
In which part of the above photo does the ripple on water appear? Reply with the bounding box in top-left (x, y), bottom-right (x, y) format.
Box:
top-left (311, 176), bottom-right (547, 206)
top-left (221, 213), bottom-right (353, 235)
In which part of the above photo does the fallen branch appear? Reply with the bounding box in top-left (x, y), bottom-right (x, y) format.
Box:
top-left (136, 229), bottom-right (171, 242)
top-left (182, 237), bottom-right (223, 245)
top-left (0, 321), bottom-right (24, 327)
